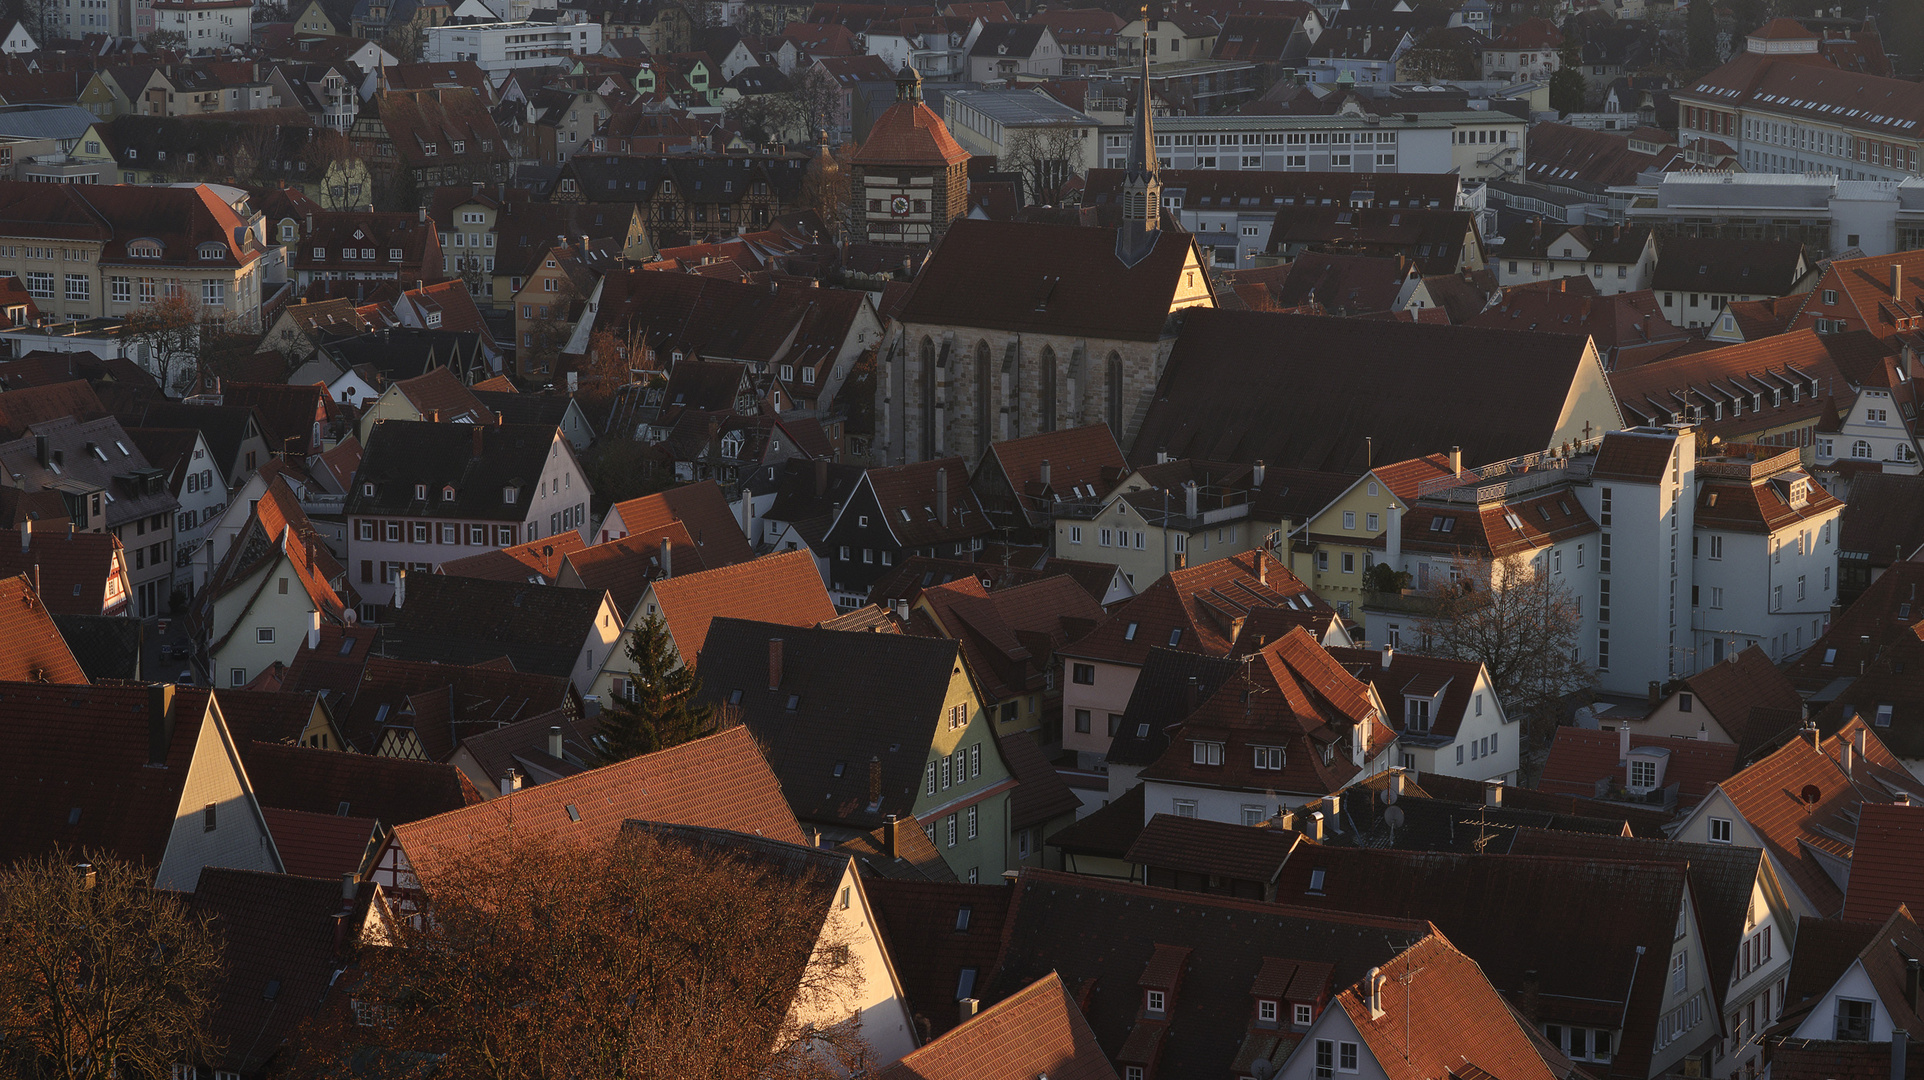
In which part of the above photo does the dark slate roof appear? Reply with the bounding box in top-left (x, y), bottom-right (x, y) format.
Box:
top-left (52, 613), bottom-right (142, 680)
top-left (694, 617), bottom-right (962, 833)
top-left (347, 420), bottom-right (559, 523)
top-left (1044, 782), bottom-right (1144, 858)
top-left (240, 741), bottom-right (482, 826)
top-left (122, 401), bottom-right (262, 477)
top-left (866, 879), bottom-right (1015, 1037)
top-left (986, 869), bottom-right (1428, 1077)
top-left (472, 390), bottom-right (577, 432)
top-left (1649, 237), bottom-right (1808, 296)
top-left (1103, 646), bottom-right (1242, 767)
top-left (382, 574), bottom-right (608, 681)
top-left (1132, 309), bottom-right (1598, 472)
top-left (897, 218), bottom-right (1203, 343)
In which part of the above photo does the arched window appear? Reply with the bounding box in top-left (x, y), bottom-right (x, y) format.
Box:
top-left (974, 340), bottom-right (992, 456)
top-left (919, 336), bottom-right (936, 460)
top-left (1040, 345), bottom-right (1058, 432)
top-left (1853, 440), bottom-right (1873, 459)
top-left (1106, 352), bottom-right (1124, 437)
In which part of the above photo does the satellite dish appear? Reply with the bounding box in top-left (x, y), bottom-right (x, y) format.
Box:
top-left (1381, 785), bottom-right (1399, 806)
top-left (1252, 1061), bottom-right (1277, 1080)
top-left (1383, 806), bottom-right (1406, 829)
top-left (1800, 784), bottom-right (1823, 806)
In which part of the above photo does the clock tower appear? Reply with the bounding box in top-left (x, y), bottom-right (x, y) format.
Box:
top-left (848, 65), bottom-right (972, 252)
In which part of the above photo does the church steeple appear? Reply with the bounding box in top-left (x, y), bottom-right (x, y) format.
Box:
top-left (1116, 5), bottom-right (1162, 268)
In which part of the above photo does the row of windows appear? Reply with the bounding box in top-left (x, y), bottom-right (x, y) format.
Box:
top-left (357, 520), bottom-right (526, 547)
top-left (924, 743), bottom-right (983, 796)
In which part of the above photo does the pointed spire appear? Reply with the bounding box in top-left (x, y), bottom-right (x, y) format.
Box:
top-left (1116, 4), bottom-right (1162, 269)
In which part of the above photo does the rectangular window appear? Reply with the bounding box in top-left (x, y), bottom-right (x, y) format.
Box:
top-left (1671, 951), bottom-right (1687, 994)
top-left (1835, 998), bottom-right (1874, 1041)
top-left (966, 805), bottom-right (977, 839)
top-left (1074, 709), bottom-right (1090, 733)
top-left (1709, 817), bottom-right (1732, 843)
top-left (1173, 799), bottom-right (1197, 818)
top-left (1072, 663), bottom-right (1094, 685)
top-left (1259, 1000), bottom-right (1278, 1022)
top-left (945, 814), bottom-right (957, 847)
top-left (1146, 989), bottom-right (1166, 1014)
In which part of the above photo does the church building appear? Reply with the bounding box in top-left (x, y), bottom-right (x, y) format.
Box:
top-left (875, 39), bottom-right (1215, 465)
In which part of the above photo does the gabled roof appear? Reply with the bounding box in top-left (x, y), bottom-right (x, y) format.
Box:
top-left (1133, 309), bottom-right (1601, 472)
top-left (0, 528), bottom-right (126, 616)
top-left (385, 574), bottom-right (609, 683)
top-left (1272, 847), bottom-right (1688, 1079)
top-left (986, 869), bottom-right (1429, 1077)
top-left (980, 423), bottom-right (1127, 521)
top-left (850, 95), bottom-right (970, 168)
top-left (866, 879), bottom-right (1013, 1037)
top-left (875, 972), bottom-right (1118, 1080)
top-left (1650, 237), bottom-right (1808, 296)
top-left (1063, 550), bottom-right (1323, 667)
top-left (1538, 727), bottom-right (1739, 808)
top-left (436, 530), bottom-right (587, 585)
top-left (561, 523), bottom-right (703, 615)
top-left (1673, 645), bottom-right (1805, 760)
top-left (50, 613), bottom-right (140, 681)
top-left (0, 572), bottom-right (87, 683)
top-left (1139, 626), bottom-right (1377, 798)
top-left (242, 740), bottom-right (481, 825)
top-left (260, 806), bottom-right (380, 879)
top-left (915, 574), bottom-right (1102, 703)
top-left (0, 379), bottom-right (107, 439)
top-left (391, 726), bottom-right (804, 888)
top-left (392, 365), bottom-right (494, 425)
top-left (695, 618), bottom-right (965, 832)
top-left (603, 479), bottom-right (754, 566)
top-left (1715, 719), bottom-right (1924, 917)
top-left (1336, 932), bottom-right (1560, 1080)
top-left (347, 419), bottom-right (560, 523)
top-left (850, 456), bottom-right (992, 550)
top-left (1505, 827), bottom-right (1765, 999)
top-left (1104, 645), bottom-right (1243, 767)
top-left (191, 869), bottom-right (382, 1075)
top-left (0, 683), bottom-right (212, 868)
top-left (897, 218), bottom-right (1203, 343)
top-left (1329, 647), bottom-right (1481, 740)
top-left (1126, 813), bottom-right (1297, 883)
top-left (1841, 802), bottom-right (1924, 923)
top-left (646, 548), bottom-right (834, 667)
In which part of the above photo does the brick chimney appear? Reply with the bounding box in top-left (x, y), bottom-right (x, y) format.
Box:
top-left (660, 537), bottom-right (672, 577)
top-left (867, 755), bottom-right (881, 808)
top-left (148, 682), bottom-right (176, 767)
top-left (768, 637), bottom-right (784, 689)
top-left (883, 814), bottom-right (898, 857)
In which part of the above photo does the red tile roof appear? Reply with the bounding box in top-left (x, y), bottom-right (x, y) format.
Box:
top-left (982, 423), bottom-right (1127, 521)
top-left (875, 972), bottom-right (1119, 1080)
top-left (1063, 550), bottom-right (1324, 667)
top-left (603, 478), bottom-right (754, 566)
top-left (242, 741), bottom-right (482, 826)
top-left (649, 548), bottom-right (836, 667)
top-left (1715, 719), bottom-right (1924, 916)
top-left (1673, 645), bottom-right (1805, 759)
top-left (560, 521), bottom-right (704, 615)
top-left (0, 527), bottom-right (128, 616)
top-left (260, 805), bottom-right (379, 879)
top-left (865, 879), bottom-right (1013, 1037)
top-left (0, 572), bottom-right (88, 683)
top-left (394, 365), bottom-right (494, 425)
top-left (849, 98), bottom-right (969, 168)
top-left (1336, 932), bottom-right (1558, 1080)
top-left (1539, 727), bottom-right (1740, 808)
top-left (915, 573), bottom-right (1103, 702)
top-left (1841, 802), bottom-right (1924, 923)
top-left (436, 530), bottom-right (587, 585)
top-left (390, 726), bottom-right (804, 889)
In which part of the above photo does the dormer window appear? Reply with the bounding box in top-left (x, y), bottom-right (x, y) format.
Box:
top-left (128, 240), bottom-right (162, 258)
top-left (1406, 698), bottom-right (1431, 730)
top-left (1258, 1000), bottom-right (1278, 1023)
top-left (362, 483), bottom-right (374, 496)
top-left (414, 483), bottom-right (427, 500)
top-left (442, 485), bottom-right (455, 501)
top-left (1191, 740), bottom-right (1223, 766)
top-left (198, 243), bottom-right (224, 260)
top-left (1124, 622), bottom-right (1138, 640)
top-left (1295, 1003), bottom-right (1314, 1025)
top-left (1145, 990), bottom-right (1166, 1015)
top-left (503, 486), bottom-right (517, 504)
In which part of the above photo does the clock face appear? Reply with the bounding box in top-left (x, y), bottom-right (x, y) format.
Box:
top-left (891, 194), bottom-right (911, 216)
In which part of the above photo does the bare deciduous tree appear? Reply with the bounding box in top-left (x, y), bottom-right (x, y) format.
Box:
top-left (1001, 123), bottom-right (1085, 206)
top-left (1414, 553), bottom-right (1594, 754)
top-left (0, 851), bottom-right (223, 1080)
top-left (286, 829), bottom-right (872, 1080)
top-left (123, 289), bottom-right (205, 396)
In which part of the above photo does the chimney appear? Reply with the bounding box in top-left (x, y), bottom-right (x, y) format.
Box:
top-left (148, 683), bottom-right (176, 766)
top-left (768, 638), bottom-right (784, 689)
top-left (883, 814), bottom-right (898, 857)
top-left (1895, 264), bottom-right (1904, 303)
top-left (393, 569), bottom-right (406, 610)
top-left (499, 770), bottom-right (521, 797)
top-left (418, 205), bottom-right (427, 224)
top-left (306, 212), bottom-right (313, 233)
top-left (959, 998), bottom-right (980, 1025)
top-left (341, 872), bottom-right (357, 903)
top-left (1308, 810), bottom-right (1326, 841)
top-left (1366, 967), bottom-right (1386, 1019)
top-left (1327, 792), bottom-right (1342, 831)
top-left (867, 755), bottom-right (881, 808)
top-left (1256, 549), bottom-right (1267, 586)
top-left (1038, 458), bottom-right (1051, 488)
top-left (1252, 459), bottom-right (1266, 487)
top-left (1184, 480), bottom-right (1199, 520)
top-left (661, 537), bottom-right (673, 578)
top-left (472, 424), bottom-right (484, 458)
top-left (307, 625), bottom-right (321, 650)
top-left (1843, 734), bottom-right (1854, 775)
top-left (547, 725), bottom-right (563, 759)
top-left (1484, 779), bottom-right (1504, 807)
top-left (1381, 643), bottom-right (1395, 668)
top-left (814, 457), bottom-right (828, 497)
top-left (18, 519), bottom-right (28, 552)
top-left (33, 434), bottom-right (47, 467)
top-left (936, 467), bottom-right (949, 527)
top-left (1897, 1028), bottom-right (1911, 1080)
top-left (1450, 445), bottom-right (1462, 476)
top-left (1618, 723), bottom-right (1631, 762)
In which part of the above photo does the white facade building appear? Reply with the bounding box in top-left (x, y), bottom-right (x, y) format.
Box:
top-left (1111, 105), bottom-right (1526, 178)
top-left (426, 15), bottom-right (603, 79)
top-left (150, 0), bottom-right (252, 51)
